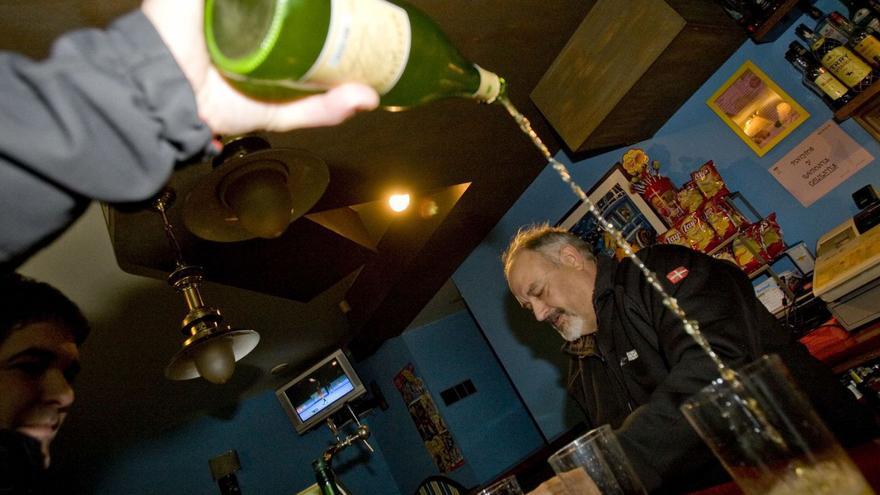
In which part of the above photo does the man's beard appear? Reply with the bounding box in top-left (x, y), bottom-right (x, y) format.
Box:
top-left (550, 309), bottom-right (588, 342)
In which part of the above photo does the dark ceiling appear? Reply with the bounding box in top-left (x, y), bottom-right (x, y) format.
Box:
top-left (106, 0), bottom-right (593, 359)
top-left (5, 0), bottom-right (593, 488)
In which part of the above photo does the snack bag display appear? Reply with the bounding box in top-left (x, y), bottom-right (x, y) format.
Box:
top-left (657, 227), bottom-right (690, 247)
top-left (713, 246), bottom-right (738, 266)
top-left (679, 211), bottom-right (720, 252)
top-left (643, 176), bottom-right (685, 226)
top-left (758, 213), bottom-right (785, 259)
top-left (732, 225), bottom-right (766, 273)
top-left (702, 197), bottom-right (738, 241)
top-left (677, 180), bottom-right (704, 214)
top-left (691, 161), bottom-right (730, 199)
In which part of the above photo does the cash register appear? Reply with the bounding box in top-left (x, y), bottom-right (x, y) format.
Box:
top-left (812, 186), bottom-right (880, 331)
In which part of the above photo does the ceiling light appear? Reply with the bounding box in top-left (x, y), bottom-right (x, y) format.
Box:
top-left (388, 193), bottom-right (411, 212)
top-left (152, 188), bottom-right (259, 384)
top-left (183, 136), bottom-right (330, 242)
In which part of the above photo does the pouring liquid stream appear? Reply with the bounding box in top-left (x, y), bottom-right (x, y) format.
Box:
top-left (495, 94), bottom-right (788, 451)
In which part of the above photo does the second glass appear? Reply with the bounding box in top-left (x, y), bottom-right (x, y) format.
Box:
top-left (547, 425), bottom-right (647, 495)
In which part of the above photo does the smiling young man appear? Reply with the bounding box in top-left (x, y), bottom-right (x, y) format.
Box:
top-left (503, 224), bottom-right (878, 494)
top-left (0, 273), bottom-right (88, 493)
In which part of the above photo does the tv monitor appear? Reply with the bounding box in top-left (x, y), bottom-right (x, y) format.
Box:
top-left (276, 349), bottom-right (366, 434)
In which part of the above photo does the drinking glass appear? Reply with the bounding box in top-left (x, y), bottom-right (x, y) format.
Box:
top-left (475, 475), bottom-right (523, 495)
top-left (547, 425), bottom-right (647, 495)
top-left (680, 354), bottom-right (874, 495)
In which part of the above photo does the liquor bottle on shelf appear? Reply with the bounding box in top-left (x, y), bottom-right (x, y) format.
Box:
top-left (795, 24), bottom-right (877, 92)
top-left (786, 42), bottom-right (856, 109)
top-left (828, 11), bottom-right (880, 67)
top-left (204, 0), bottom-right (505, 110)
top-left (839, 0), bottom-right (880, 33)
top-left (800, 4), bottom-right (853, 43)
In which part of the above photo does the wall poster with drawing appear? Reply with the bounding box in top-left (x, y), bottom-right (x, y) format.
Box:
top-left (557, 164), bottom-right (668, 260)
top-left (393, 363), bottom-right (465, 473)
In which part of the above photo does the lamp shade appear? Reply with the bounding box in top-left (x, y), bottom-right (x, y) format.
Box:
top-left (165, 328), bottom-right (260, 383)
top-left (183, 136), bottom-right (329, 242)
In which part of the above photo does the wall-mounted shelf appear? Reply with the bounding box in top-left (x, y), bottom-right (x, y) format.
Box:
top-left (835, 81), bottom-right (880, 122)
top-left (751, 0), bottom-right (802, 42)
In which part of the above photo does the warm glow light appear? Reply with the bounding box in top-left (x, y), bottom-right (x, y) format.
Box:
top-left (389, 194), bottom-right (411, 212)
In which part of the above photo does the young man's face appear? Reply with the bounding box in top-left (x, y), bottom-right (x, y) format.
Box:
top-left (507, 244), bottom-right (599, 342)
top-left (0, 321), bottom-right (80, 467)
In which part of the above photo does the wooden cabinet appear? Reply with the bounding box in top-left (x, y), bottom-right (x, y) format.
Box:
top-left (530, 0), bottom-right (746, 155)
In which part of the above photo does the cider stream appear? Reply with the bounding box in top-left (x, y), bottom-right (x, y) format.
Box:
top-left (496, 95), bottom-right (787, 449)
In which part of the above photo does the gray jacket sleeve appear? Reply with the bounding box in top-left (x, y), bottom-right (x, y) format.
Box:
top-left (0, 10), bottom-right (213, 267)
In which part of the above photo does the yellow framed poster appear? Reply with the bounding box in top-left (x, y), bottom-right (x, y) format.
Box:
top-left (707, 60), bottom-right (809, 157)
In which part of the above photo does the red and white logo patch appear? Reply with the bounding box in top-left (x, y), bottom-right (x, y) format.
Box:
top-left (666, 267), bottom-right (689, 284)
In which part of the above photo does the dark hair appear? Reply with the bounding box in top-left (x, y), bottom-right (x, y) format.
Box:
top-left (0, 273), bottom-right (89, 344)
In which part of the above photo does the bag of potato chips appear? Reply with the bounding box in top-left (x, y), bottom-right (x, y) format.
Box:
top-left (758, 213), bottom-right (785, 259)
top-left (677, 180), bottom-right (704, 214)
top-left (732, 225), bottom-right (766, 273)
top-left (679, 211), bottom-right (720, 253)
top-left (702, 197), bottom-right (738, 241)
top-left (691, 161), bottom-right (730, 199)
top-left (657, 227), bottom-right (690, 248)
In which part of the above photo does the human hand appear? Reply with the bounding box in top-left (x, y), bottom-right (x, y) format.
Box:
top-left (526, 475), bottom-right (568, 495)
top-left (141, 0), bottom-right (379, 136)
top-left (527, 470), bottom-right (601, 495)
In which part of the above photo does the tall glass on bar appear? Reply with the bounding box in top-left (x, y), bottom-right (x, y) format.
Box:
top-left (681, 354), bottom-right (874, 495)
top-left (547, 425), bottom-right (647, 495)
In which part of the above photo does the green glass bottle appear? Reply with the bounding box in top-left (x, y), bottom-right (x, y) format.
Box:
top-left (204, 0), bottom-right (505, 111)
top-left (795, 24), bottom-right (876, 92)
top-left (313, 458), bottom-right (348, 495)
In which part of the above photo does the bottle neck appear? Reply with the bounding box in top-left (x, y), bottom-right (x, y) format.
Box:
top-left (472, 65), bottom-right (503, 103)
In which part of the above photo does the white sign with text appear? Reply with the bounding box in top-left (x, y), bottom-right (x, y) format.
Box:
top-left (769, 120), bottom-right (873, 207)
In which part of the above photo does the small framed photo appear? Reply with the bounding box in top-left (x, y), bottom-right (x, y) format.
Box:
top-left (557, 164), bottom-right (667, 260)
top-left (707, 60), bottom-right (809, 157)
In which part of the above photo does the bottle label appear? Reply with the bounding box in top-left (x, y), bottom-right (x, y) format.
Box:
top-left (821, 46), bottom-right (873, 87)
top-left (854, 34), bottom-right (880, 65)
top-left (302, 0), bottom-right (411, 95)
top-left (473, 65), bottom-right (501, 103)
top-left (818, 23), bottom-right (850, 44)
top-left (814, 72), bottom-right (850, 100)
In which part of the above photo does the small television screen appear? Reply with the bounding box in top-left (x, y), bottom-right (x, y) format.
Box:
top-left (276, 349), bottom-right (366, 434)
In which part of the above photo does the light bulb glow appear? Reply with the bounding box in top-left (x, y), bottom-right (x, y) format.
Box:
top-left (193, 336), bottom-right (236, 384)
top-left (388, 194), bottom-right (411, 212)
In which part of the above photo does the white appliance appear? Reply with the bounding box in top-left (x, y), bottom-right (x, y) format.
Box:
top-left (812, 217), bottom-right (880, 331)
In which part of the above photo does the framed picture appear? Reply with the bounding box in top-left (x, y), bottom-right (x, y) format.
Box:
top-left (707, 60), bottom-right (809, 157)
top-left (557, 164), bottom-right (667, 260)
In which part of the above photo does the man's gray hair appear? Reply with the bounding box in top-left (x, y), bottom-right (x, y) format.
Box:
top-left (501, 223), bottom-right (595, 279)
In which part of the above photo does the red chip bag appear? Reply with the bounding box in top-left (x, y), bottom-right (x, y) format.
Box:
top-left (679, 211), bottom-right (720, 253)
top-left (677, 180), bottom-right (704, 214)
top-left (691, 161), bottom-right (730, 199)
top-left (758, 213), bottom-right (785, 259)
top-left (702, 197), bottom-right (738, 241)
top-left (657, 227), bottom-right (690, 247)
top-left (733, 224), bottom-right (766, 273)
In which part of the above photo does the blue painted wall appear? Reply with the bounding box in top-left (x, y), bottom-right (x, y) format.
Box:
top-left (94, 391), bottom-right (401, 495)
top-left (355, 310), bottom-right (545, 494)
top-left (454, 0), bottom-right (880, 440)
top-left (401, 311), bottom-right (545, 483)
